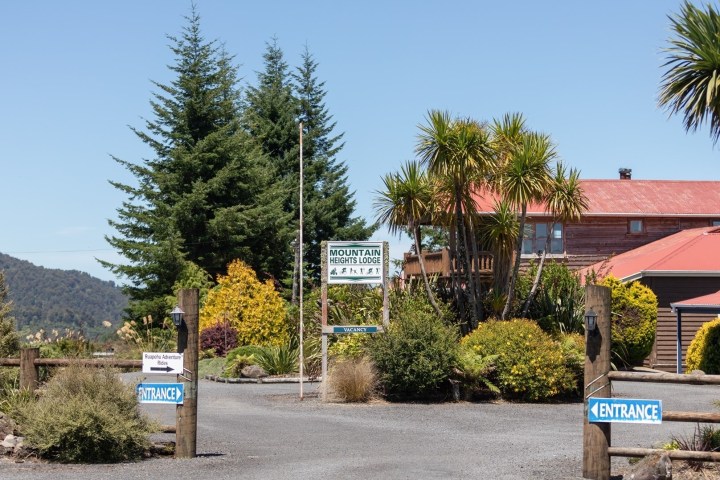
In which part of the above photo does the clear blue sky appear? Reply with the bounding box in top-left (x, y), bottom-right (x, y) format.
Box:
top-left (1, 1), bottom-right (717, 283)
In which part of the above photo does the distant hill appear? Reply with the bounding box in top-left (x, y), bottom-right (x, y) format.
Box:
top-left (0, 253), bottom-right (128, 339)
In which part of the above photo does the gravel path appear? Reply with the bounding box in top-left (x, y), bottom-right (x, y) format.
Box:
top-left (1, 375), bottom-right (718, 479)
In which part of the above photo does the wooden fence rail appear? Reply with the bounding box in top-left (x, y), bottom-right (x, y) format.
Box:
top-left (0, 348), bottom-right (142, 390)
top-left (584, 284), bottom-right (720, 480)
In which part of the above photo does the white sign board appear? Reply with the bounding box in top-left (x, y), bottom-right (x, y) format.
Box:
top-left (327, 241), bottom-right (383, 284)
top-left (142, 352), bottom-right (184, 374)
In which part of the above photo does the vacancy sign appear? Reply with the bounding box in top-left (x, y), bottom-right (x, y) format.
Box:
top-left (327, 241), bottom-right (383, 284)
top-left (588, 398), bottom-right (662, 424)
top-left (142, 352), bottom-right (184, 374)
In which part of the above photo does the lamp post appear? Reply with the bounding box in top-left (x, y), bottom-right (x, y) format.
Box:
top-left (170, 305), bottom-right (184, 328)
top-left (585, 308), bottom-right (598, 334)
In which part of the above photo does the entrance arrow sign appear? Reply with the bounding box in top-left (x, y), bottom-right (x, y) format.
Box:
top-left (136, 383), bottom-right (184, 404)
top-left (588, 398), bottom-right (662, 424)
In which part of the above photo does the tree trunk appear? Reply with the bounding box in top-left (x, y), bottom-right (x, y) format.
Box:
top-left (456, 185), bottom-right (478, 329)
top-left (447, 221), bottom-right (465, 322)
top-left (468, 219), bottom-right (484, 327)
top-left (521, 248), bottom-right (546, 318)
top-left (413, 225), bottom-right (443, 317)
top-left (502, 204), bottom-right (526, 320)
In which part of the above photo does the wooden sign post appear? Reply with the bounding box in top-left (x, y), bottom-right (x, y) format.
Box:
top-left (176, 288), bottom-right (199, 458)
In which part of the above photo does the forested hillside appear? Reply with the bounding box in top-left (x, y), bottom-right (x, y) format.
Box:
top-left (0, 253), bottom-right (127, 339)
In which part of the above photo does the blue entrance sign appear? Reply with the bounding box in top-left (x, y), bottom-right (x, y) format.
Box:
top-left (136, 383), bottom-right (184, 405)
top-left (322, 325), bottom-right (382, 334)
top-left (588, 398), bottom-right (662, 424)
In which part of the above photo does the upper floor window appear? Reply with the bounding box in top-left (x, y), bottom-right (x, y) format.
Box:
top-left (522, 222), bottom-right (563, 255)
top-left (712, 220), bottom-right (720, 226)
top-left (628, 219), bottom-right (644, 234)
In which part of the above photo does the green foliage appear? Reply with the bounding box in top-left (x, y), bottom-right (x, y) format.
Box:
top-left (455, 349), bottom-right (500, 397)
top-left (328, 356), bottom-right (378, 402)
top-left (600, 276), bottom-right (658, 366)
top-left (104, 9), bottom-right (292, 320)
top-left (0, 271), bottom-right (19, 357)
top-left (686, 317), bottom-right (720, 373)
top-left (223, 354), bottom-right (257, 378)
top-left (369, 291), bottom-right (459, 399)
top-left (525, 261), bottom-right (585, 334)
top-left (462, 319), bottom-right (577, 401)
top-left (254, 341), bottom-right (300, 375)
top-left (13, 365), bottom-right (155, 463)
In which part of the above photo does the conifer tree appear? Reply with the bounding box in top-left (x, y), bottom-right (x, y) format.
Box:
top-left (244, 41), bottom-right (374, 283)
top-left (104, 9), bottom-right (290, 320)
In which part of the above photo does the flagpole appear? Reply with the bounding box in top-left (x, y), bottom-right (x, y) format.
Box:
top-left (299, 122), bottom-right (304, 400)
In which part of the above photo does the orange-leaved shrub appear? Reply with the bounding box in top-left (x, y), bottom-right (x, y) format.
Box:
top-left (200, 259), bottom-right (289, 347)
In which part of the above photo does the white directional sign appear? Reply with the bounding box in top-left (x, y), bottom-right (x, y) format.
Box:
top-left (588, 398), bottom-right (662, 424)
top-left (142, 352), bottom-right (184, 374)
top-left (136, 383), bottom-right (184, 404)
top-left (327, 241), bottom-right (383, 284)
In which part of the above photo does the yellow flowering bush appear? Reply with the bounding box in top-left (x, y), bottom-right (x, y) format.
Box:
top-left (461, 319), bottom-right (577, 401)
top-left (686, 317), bottom-right (720, 373)
top-left (599, 276), bottom-right (657, 366)
top-left (200, 259), bottom-right (289, 347)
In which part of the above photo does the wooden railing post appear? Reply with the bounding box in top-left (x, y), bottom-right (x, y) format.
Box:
top-left (583, 285), bottom-right (612, 480)
top-left (19, 347), bottom-right (40, 391)
top-left (176, 288), bottom-right (199, 458)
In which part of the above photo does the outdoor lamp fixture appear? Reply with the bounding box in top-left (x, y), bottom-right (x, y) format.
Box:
top-left (170, 305), bottom-right (185, 328)
top-left (585, 308), bottom-right (598, 333)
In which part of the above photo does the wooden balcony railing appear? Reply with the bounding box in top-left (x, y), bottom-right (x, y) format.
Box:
top-left (402, 248), bottom-right (493, 279)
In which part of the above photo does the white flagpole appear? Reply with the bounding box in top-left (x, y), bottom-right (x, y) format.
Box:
top-left (299, 122), bottom-right (304, 400)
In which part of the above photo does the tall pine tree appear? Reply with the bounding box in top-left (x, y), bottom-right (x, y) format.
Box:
top-left (293, 47), bottom-right (375, 279)
top-left (244, 41), bottom-right (374, 283)
top-left (104, 9), bottom-right (290, 320)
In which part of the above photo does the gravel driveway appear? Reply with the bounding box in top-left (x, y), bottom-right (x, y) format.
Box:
top-left (1, 375), bottom-right (718, 480)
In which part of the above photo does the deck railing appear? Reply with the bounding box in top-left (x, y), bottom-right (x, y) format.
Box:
top-left (402, 248), bottom-right (493, 279)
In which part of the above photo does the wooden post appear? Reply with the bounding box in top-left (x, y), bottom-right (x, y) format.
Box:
top-left (176, 288), bottom-right (199, 458)
top-left (321, 241), bottom-right (328, 401)
top-left (19, 347), bottom-right (39, 391)
top-left (583, 284), bottom-right (612, 480)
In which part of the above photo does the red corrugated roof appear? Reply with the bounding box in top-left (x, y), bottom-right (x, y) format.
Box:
top-left (473, 180), bottom-right (720, 217)
top-left (671, 290), bottom-right (720, 309)
top-left (579, 226), bottom-right (720, 282)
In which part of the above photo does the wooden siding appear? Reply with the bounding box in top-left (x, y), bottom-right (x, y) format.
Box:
top-left (563, 217), bottom-right (716, 257)
top-left (641, 277), bottom-right (720, 372)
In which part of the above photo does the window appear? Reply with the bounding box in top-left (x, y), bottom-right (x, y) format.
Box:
top-left (712, 220), bottom-right (720, 226)
top-left (522, 222), bottom-right (563, 255)
top-left (628, 219), bottom-right (644, 234)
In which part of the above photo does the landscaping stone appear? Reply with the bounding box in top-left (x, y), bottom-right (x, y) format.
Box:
top-left (628, 452), bottom-right (672, 480)
top-left (0, 413), bottom-right (17, 438)
top-left (241, 365), bottom-right (268, 378)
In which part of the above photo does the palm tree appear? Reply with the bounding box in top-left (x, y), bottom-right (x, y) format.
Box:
top-left (659, 1), bottom-right (720, 144)
top-left (479, 199), bottom-right (519, 317)
top-left (416, 111), bottom-right (494, 328)
top-left (499, 132), bottom-right (555, 320)
top-left (521, 163), bottom-right (588, 318)
top-left (374, 161), bottom-right (442, 316)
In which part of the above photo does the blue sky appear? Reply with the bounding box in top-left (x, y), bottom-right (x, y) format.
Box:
top-left (0, 1), bottom-right (717, 283)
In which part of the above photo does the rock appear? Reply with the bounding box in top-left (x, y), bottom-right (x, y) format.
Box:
top-left (629, 452), bottom-right (672, 480)
top-left (0, 413), bottom-right (17, 438)
top-left (241, 365), bottom-right (268, 378)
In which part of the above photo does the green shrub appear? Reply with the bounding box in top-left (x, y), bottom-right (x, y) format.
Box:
top-left (600, 276), bottom-right (658, 366)
top-left (455, 348), bottom-right (500, 398)
top-left (13, 365), bottom-right (156, 463)
top-left (462, 319), bottom-right (577, 401)
top-left (223, 354), bottom-right (257, 378)
top-left (369, 291), bottom-right (459, 399)
top-left (254, 342), bottom-right (299, 375)
top-left (528, 262), bottom-right (585, 334)
top-left (328, 356), bottom-right (377, 402)
top-left (686, 317), bottom-right (720, 373)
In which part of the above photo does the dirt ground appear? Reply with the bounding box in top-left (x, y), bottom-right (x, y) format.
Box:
top-left (617, 460), bottom-right (720, 479)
